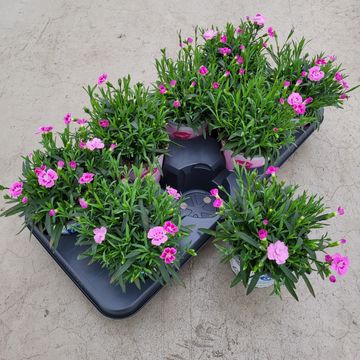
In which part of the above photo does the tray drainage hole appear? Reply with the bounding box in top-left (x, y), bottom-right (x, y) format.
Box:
top-left (203, 196), bottom-right (211, 204)
top-left (180, 202), bottom-right (188, 210)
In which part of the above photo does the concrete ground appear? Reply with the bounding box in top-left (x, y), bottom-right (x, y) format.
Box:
top-left (1, 1), bottom-right (359, 359)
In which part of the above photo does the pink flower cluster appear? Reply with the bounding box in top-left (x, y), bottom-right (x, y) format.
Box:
top-left (97, 73), bottom-right (108, 85)
top-left (79, 172), bottom-right (94, 184)
top-left (99, 119), bottom-right (110, 128)
top-left (166, 186), bottom-right (181, 200)
top-left (308, 66), bottom-right (324, 82)
top-left (9, 181), bottom-right (23, 198)
top-left (326, 252), bottom-right (350, 283)
top-left (199, 65), bottom-right (209, 76)
top-left (37, 125), bottom-right (54, 134)
top-left (252, 13), bottom-right (266, 26)
top-left (203, 29), bottom-right (217, 40)
top-left (147, 220), bottom-right (179, 246)
top-left (258, 229), bottom-right (268, 240)
top-left (160, 247), bottom-right (177, 264)
top-left (265, 166), bottom-right (279, 176)
top-left (219, 47), bottom-right (231, 56)
top-left (159, 84), bottom-right (167, 94)
top-left (93, 226), bottom-right (107, 244)
top-left (287, 92), bottom-right (313, 115)
top-left (86, 138), bottom-right (105, 151)
top-left (267, 240), bottom-right (289, 265)
top-left (36, 167), bottom-right (58, 188)
top-left (210, 188), bottom-right (223, 208)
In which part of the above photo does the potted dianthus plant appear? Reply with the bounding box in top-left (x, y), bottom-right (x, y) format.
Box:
top-left (75, 168), bottom-right (195, 290)
top-left (84, 75), bottom-right (170, 181)
top-left (0, 123), bottom-right (122, 248)
top-left (187, 15), bottom-right (357, 166)
top-left (154, 35), bottom-right (218, 140)
top-left (205, 166), bottom-right (349, 300)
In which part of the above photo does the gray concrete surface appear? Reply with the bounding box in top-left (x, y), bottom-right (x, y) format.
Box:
top-left (1, 1), bottom-right (360, 359)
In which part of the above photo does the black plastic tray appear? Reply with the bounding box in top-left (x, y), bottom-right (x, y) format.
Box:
top-left (31, 121), bottom-right (319, 318)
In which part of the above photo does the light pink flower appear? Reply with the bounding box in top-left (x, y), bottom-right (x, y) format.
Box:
top-left (203, 29), bottom-right (217, 40)
top-left (22, 196), bottom-right (28, 204)
top-left (287, 92), bottom-right (303, 105)
top-left (86, 138), bottom-right (105, 151)
top-left (315, 58), bottom-right (327, 65)
top-left (340, 238), bottom-right (347, 244)
top-left (159, 84), bottom-right (167, 94)
top-left (213, 198), bottom-right (223, 208)
top-left (296, 79), bottom-right (303, 85)
top-left (329, 275), bottom-right (336, 283)
top-left (279, 98), bottom-right (285, 105)
top-left (258, 229), bottom-right (268, 240)
top-left (76, 118), bottom-right (87, 126)
top-left (37, 169), bottom-right (58, 188)
top-left (170, 80), bottom-right (177, 87)
top-left (173, 100), bottom-right (181, 108)
top-left (301, 71), bottom-right (307, 77)
top-left (210, 188), bottom-right (219, 197)
top-left (220, 35), bottom-right (227, 43)
top-left (236, 54), bottom-right (244, 64)
top-left (93, 226), bottom-right (107, 244)
top-left (328, 55), bottom-right (336, 62)
top-left (160, 247), bottom-right (177, 264)
top-left (37, 126), bottom-right (53, 134)
top-left (187, 37), bottom-right (193, 43)
top-left (267, 240), bottom-right (289, 265)
top-left (9, 181), bottom-right (23, 198)
top-left (236, 27), bottom-right (243, 34)
top-left (79, 172), bottom-right (94, 184)
top-left (212, 82), bottom-right (220, 89)
top-left (166, 186), bottom-right (181, 200)
top-left (219, 47), bottom-right (232, 56)
top-left (304, 97), bottom-right (313, 104)
top-left (49, 209), bottom-right (56, 217)
top-left (334, 72), bottom-right (343, 82)
top-left (293, 103), bottom-right (306, 115)
top-left (263, 219), bottom-right (269, 225)
top-left (79, 140), bottom-right (86, 149)
top-left (57, 160), bottom-right (64, 169)
top-left (265, 166), bottom-right (279, 176)
top-left (308, 66), bottom-right (325, 82)
top-left (64, 113), bottom-right (72, 125)
top-left (224, 70), bottom-right (231, 77)
top-left (267, 27), bottom-right (275, 37)
top-left (239, 68), bottom-right (245, 75)
top-left (190, 81), bottom-right (197, 87)
top-left (199, 65), bottom-right (209, 75)
top-left (97, 73), bottom-right (108, 85)
top-left (284, 80), bottom-right (291, 88)
top-left (147, 226), bottom-right (168, 246)
top-left (99, 119), bottom-right (110, 128)
top-left (252, 13), bottom-right (266, 26)
top-left (240, 44), bottom-right (246, 51)
top-left (109, 143), bottom-right (116, 151)
top-left (79, 198), bottom-right (88, 209)
top-left (163, 221), bottom-right (179, 235)
top-left (331, 253), bottom-right (350, 276)
top-left (337, 206), bottom-right (345, 215)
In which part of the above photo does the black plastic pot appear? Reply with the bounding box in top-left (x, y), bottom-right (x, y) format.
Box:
top-left (31, 119), bottom-right (320, 318)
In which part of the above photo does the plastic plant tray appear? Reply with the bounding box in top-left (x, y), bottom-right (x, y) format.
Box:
top-left (31, 120), bottom-right (320, 318)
